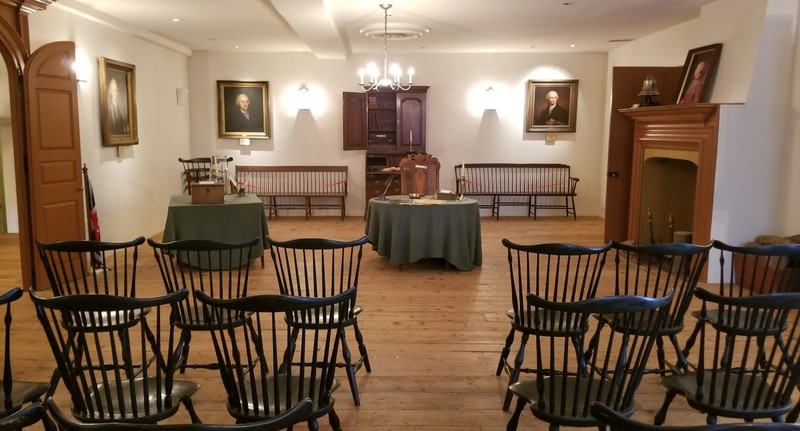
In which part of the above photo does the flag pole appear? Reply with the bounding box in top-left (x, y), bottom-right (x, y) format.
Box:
top-left (82, 164), bottom-right (91, 239)
top-left (82, 164), bottom-right (104, 268)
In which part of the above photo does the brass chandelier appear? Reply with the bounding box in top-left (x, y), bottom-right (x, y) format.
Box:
top-left (357, 4), bottom-right (415, 91)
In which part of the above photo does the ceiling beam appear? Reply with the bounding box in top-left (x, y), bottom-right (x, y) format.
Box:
top-left (269, 0), bottom-right (347, 60)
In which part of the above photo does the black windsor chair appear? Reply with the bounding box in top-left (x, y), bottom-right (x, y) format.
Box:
top-left (591, 401), bottom-right (800, 431)
top-left (0, 288), bottom-right (50, 430)
top-left (30, 289), bottom-right (202, 424)
top-left (506, 291), bottom-right (674, 431)
top-left (0, 402), bottom-right (45, 431)
top-left (196, 288), bottom-right (356, 431)
top-left (148, 237), bottom-right (259, 372)
top-left (497, 239), bottom-right (613, 411)
top-left (266, 236), bottom-right (371, 407)
top-left (46, 397), bottom-right (313, 431)
top-left (655, 288), bottom-right (800, 425)
top-left (588, 240), bottom-right (711, 375)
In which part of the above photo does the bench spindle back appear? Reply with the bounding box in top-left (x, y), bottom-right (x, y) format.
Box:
top-left (235, 165), bottom-right (347, 220)
top-left (456, 163), bottom-right (578, 220)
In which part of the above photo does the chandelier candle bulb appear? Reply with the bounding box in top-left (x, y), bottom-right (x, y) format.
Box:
top-left (357, 4), bottom-right (417, 91)
top-left (461, 162), bottom-right (465, 178)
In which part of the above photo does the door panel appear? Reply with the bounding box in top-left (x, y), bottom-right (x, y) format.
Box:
top-left (398, 92), bottom-right (426, 153)
top-left (24, 41), bottom-right (84, 289)
top-left (342, 92), bottom-right (367, 150)
top-left (604, 67), bottom-right (681, 242)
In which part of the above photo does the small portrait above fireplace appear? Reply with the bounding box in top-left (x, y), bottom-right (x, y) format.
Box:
top-left (676, 43), bottom-right (723, 104)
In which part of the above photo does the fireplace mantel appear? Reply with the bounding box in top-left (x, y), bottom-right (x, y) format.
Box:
top-left (620, 103), bottom-right (719, 247)
top-left (619, 103), bottom-right (719, 124)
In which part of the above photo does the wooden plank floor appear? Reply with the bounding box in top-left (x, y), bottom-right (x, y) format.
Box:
top-left (0, 216), bottom-right (787, 430)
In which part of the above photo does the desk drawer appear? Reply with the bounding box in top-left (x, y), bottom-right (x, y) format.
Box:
top-left (191, 184), bottom-right (224, 204)
top-left (366, 176), bottom-right (401, 199)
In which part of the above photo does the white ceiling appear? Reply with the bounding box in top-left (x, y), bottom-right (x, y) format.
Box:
top-left (60, 0), bottom-right (716, 58)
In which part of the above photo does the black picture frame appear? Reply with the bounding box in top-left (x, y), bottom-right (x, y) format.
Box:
top-left (525, 79), bottom-right (578, 133)
top-left (676, 43), bottom-right (723, 104)
top-left (98, 57), bottom-right (138, 146)
top-left (217, 80), bottom-right (270, 139)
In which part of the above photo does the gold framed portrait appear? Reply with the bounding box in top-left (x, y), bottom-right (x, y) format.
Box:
top-left (98, 57), bottom-right (138, 146)
top-left (676, 43), bottom-right (723, 104)
top-left (525, 79), bottom-right (578, 133)
top-left (217, 80), bottom-right (270, 139)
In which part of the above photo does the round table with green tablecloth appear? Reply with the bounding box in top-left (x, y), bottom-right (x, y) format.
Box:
top-left (365, 195), bottom-right (482, 270)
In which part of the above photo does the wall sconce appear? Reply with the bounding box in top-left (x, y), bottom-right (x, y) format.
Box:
top-left (239, 138), bottom-right (251, 146)
top-left (483, 86), bottom-right (497, 110)
top-left (297, 83), bottom-right (311, 110)
top-left (175, 88), bottom-right (188, 106)
top-left (72, 56), bottom-right (90, 82)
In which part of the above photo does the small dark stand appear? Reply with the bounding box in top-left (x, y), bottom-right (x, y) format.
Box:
top-left (378, 174), bottom-right (395, 201)
top-left (639, 95), bottom-right (660, 107)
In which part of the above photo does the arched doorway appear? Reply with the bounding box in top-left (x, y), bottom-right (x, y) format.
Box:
top-left (0, 3), bottom-right (86, 290)
top-left (0, 49), bottom-right (23, 285)
top-left (0, 11), bottom-right (34, 289)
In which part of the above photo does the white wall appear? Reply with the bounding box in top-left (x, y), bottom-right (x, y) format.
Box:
top-left (712, 0), bottom-right (798, 246)
top-left (189, 51), bottom-right (608, 217)
top-left (698, 0), bottom-right (768, 104)
top-left (607, 0), bottom-right (768, 104)
top-left (28, 5), bottom-right (191, 241)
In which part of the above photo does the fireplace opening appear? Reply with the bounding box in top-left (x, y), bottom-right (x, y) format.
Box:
top-left (638, 155), bottom-right (697, 245)
top-left (620, 104), bottom-right (719, 278)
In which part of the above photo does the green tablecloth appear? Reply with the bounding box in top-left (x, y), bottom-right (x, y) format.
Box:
top-left (162, 194), bottom-right (267, 266)
top-left (365, 196), bottom-right (482, 270)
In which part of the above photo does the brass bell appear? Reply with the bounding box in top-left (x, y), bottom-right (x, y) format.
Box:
top-left (638, 75), bottom-right (660, 107)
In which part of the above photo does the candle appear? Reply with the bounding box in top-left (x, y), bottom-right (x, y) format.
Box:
top-left (461, 161), bottom-right (465, 178)
top-left (410, 130), bottom-right (413, 146)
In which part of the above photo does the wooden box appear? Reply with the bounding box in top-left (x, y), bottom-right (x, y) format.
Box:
top-left (191, 183), bottom-right (224, 204)
top-left (434, 191), bottom-right (458, 201)
top-left (734, 254), bottom-right (797, 294)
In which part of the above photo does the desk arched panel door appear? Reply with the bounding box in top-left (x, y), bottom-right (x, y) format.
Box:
top-left (399, 153), bottom-right (440, 196)
top-left (0, 1), bottom-right (84, 290)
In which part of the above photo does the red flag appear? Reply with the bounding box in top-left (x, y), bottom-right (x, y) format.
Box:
top-left (85, 171), bottom-right (103, 268)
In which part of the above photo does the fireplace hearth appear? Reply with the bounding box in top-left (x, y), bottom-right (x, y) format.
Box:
top-left (620, 104), bottom-right (719, 248)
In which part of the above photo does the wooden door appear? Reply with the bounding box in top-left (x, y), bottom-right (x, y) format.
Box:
top-left (397, 90), bottom-right (426, 153)
top-left (342, 92), bottom-right (366, 150)
top-left (24, 41), bottom-right (84, 289)
top-left (604, 67), bottom-right (681, 242)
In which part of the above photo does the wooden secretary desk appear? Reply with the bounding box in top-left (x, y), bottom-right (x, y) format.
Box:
top-left (342, 86), bottom-right (429, 209)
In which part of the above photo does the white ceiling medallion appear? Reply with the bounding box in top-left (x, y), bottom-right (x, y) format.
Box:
top-left (359, 22), bottom-right (430, 41)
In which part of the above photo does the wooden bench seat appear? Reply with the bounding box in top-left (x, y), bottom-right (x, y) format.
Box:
top-left (455, 163), bottom-right (578, 220)
top-left (235, 165), bottom-right (348, 220)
